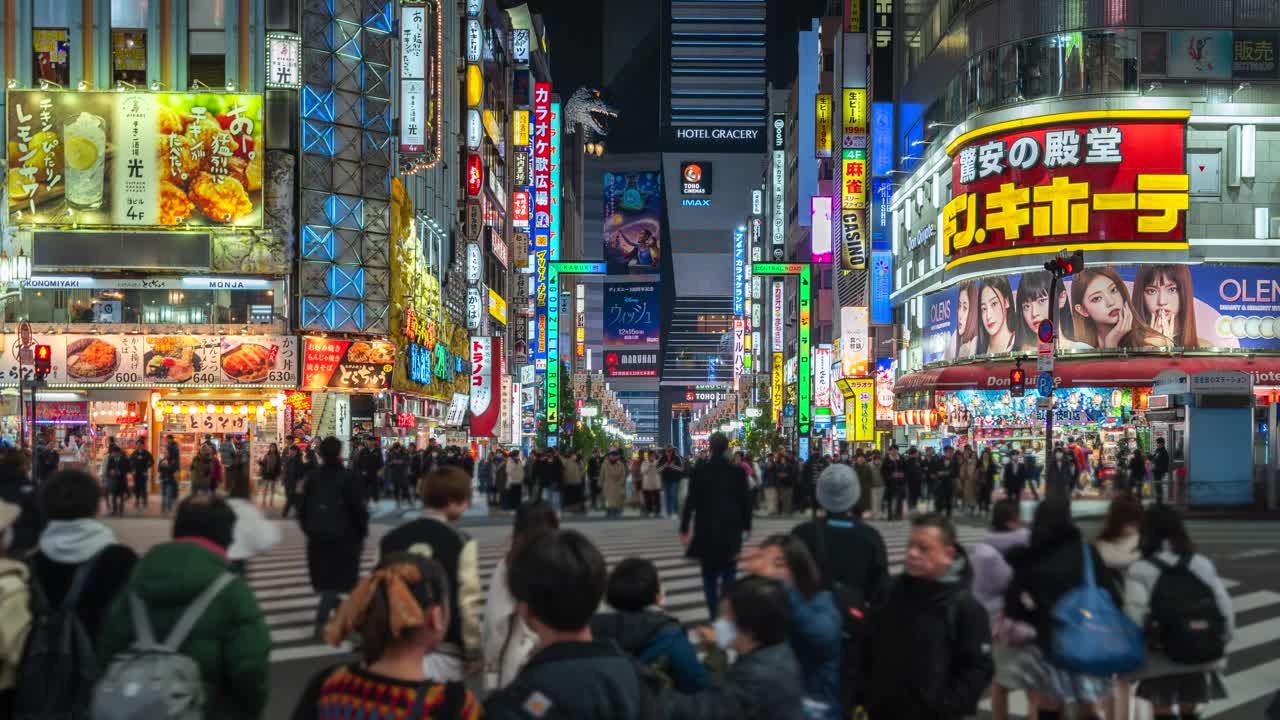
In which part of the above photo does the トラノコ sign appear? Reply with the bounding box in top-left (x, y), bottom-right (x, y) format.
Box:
top-left (942, 110), bottom-right (1190, 268)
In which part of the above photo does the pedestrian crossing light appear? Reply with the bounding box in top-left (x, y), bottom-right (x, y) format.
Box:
top-left (1044, 250), bottom-right (1084, 278)
top-left (1010, 364), bottom-right (1026, 398)
top-left (33, 344), bottom-right (51, 381)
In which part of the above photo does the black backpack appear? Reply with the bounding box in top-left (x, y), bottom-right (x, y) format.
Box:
top-left (14, 554), bottom-right (101, 720)
top-left (1147, 555), bottom-right (1226, 665)
top-left (304, 473), bottom-right (350, 540)
top-left (812, 520), bottom-right (870, 715)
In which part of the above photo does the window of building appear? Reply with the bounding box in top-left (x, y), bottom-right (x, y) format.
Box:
top-left (111, 0), bottom-right (149, 85)
top-left (33, 5), bottom-right (73, 86)
top-left (1086, 31), bottom-right (1138, 93)
top-left (188, 0), bottom-right (229, 87)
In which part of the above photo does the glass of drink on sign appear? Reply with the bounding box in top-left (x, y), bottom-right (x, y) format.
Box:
top-left (63, 112), bottom-right (106, 209)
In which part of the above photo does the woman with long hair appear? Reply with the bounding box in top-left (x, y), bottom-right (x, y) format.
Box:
top-left (293, 554), bottom-right (480, 719)
top-left (481, 502), bottom-right (559, 690)
top-left (1014, 272), bottom-right (1054, 352)
top-left (1133, 264), bottom-right (1200, 349)
top-left (948, 280), bottom-right (980, 360)
top-left (1124, 505), bottom-right (1233, 719)
top-left (1070, 268), bottom-right (1169, 349)
top-left (978, 276), bottom-right (1017, 355)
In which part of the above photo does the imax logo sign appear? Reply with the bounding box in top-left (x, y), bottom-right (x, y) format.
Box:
top-left (682, 198), bottom-right (710, 207)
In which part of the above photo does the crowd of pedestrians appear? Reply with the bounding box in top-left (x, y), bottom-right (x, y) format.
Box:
top-left (0, 428), bottom-right (1260, 720)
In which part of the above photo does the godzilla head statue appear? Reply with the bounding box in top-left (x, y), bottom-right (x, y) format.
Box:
top-left (563, 87), bottom-right (619, 144)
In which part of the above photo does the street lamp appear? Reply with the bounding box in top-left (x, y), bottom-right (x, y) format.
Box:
top-left (13, 249), bottom-right (30, 284)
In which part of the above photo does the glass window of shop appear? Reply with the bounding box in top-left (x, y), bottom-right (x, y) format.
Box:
top-left (32, 5), bottom-right (73, 87)
top-left (188, 0), bottom-right (229, 87)
top-left (111, 0), bottom-right (149, 86)
top-left (7, 287), bottom-right (284, 326)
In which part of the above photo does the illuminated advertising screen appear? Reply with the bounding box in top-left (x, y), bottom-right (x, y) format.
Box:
top-left (7, 90), bottom-right (265, 226)
top-left (841, 149), bottom-right (867, 269)
top-left (815, 93), bottom-right (832, 158)
top-left (603, 171), bottom-right (663, 274)
top-left (604, 283), bottom-right (661, 346)
top-left (798, 265), bottom-right (812, 433)
top-left (605, 350), bottom-right (658, 378)
top-left (842, 89), bottom-right (867, 148)
top-left (943, 111), bottom-right (1190, 269)
top-left (811, 196), bottom-right (833, 263)
top-left (921, 263), bottom-right (1280, 364)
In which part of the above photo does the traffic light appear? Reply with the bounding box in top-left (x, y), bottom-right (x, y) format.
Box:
top-left (1010, 365), bottom-right (1026, 397)
top-left (1044, 250), bottom-right (1084, 278)
top-left (33, 344), bottom-right (51, 381)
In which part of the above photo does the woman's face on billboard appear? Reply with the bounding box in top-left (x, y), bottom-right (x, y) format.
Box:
top-left (957, 289), bottom-right (971, 335)
top-left (980, 285), bottom-right (1008, 336)
top-left (1142, 273), bottom-right (1180, 334)
top-left (1078, 275), bottom-right (1125, 327)
top-left (1021, 292), bottom-right (1050, 332)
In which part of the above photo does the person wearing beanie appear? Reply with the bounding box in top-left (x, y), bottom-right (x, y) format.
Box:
top-left (790, 462), bottom-right (890, 714)
top-left (97, 496), bottom-right (270, 719)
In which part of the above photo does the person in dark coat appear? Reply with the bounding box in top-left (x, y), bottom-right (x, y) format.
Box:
top-left (680, 432), bottom-right (753, 619)
top-left (880, 446), bottom-right (907, 520)
top-left (280, 443), bottom-right (303, 518)
top-left (533, 450), bottom-right (565, 511)
top-left (297, 436), bottom-right (368, 638)
top-left (1044, 446), bottom-right (1078, 504)
top-left (1003, 449), bottom-right (1031, 501)
top-left (129, 438), bottom-right (153, 509)
top-left (356, 437), bottom-right (383, 502)
top-left (103, 444), bottom-right (131, 516)
top-left (158, 435), bottom-right (181, 513)
top-left (935, 446), bottom-right (960, 517)
top-left (1003, 498), bottom-right (1123, 717)
top-left (860, 514), bottom-right (994, 720)
top-left (383, 443), bottom-right (410, 507)
top-left (0, 447), bottom-right (41, 554)
top-left (1151, 437), bottom-right (1171, 504)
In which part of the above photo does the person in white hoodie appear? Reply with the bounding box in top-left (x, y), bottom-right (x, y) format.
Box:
top-left (226, 469), bottom-right (282, 575)
top-left (1094, 495), bottom-right (1144, 720)
top-left (1124, 505), bottom-right (1234, 720)
top-left (481, 501), bottom-right (558, 690)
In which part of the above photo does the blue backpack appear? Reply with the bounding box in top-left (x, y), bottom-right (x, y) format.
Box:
top-left (1048, 543), bottom-right (1145, 675)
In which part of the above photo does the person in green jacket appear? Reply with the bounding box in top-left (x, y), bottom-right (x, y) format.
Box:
top-left (97, 495), bottom-right (270, 719)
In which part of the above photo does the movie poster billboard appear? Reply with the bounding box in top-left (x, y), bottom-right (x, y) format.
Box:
top-left (604, 283), bottom-right (661, 346)
top-left (603, 171), bottom-right (663, 274)
top-left (921, 264), bottom-right (1280, 364)
top-left (7, 90), bottom-right (265, 227)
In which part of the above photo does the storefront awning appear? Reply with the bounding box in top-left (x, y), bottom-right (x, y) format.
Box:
top-left (896, 356), bottom-right (1280, 394)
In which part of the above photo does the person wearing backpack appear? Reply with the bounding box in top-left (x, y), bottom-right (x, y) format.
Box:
top-left (1002, 498), bottom-right (1127, 720)
top-left (484, 530), bottom-right (660, 720)
top-left (93, 495), bottom-right (270, 719)
top-left (1123, 504), bottom-right (1233, 719)
top-left (298, 436), bottom-right (369, 638)
top-left (291, 553), bottom-right (481, 720)
top-left (789, 463), bottom-right (888, 715)
top-left (591, 557), bottom-right (712, 694)
top-left (858, 513), bottom-right (993, 720)
top-left (17, 470), bottom-right (138, 720)
top-left (0, 500), bottom-right (32, 717)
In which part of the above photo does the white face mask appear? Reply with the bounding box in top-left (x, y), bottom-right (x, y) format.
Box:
top-left (712, 617), bottom-right (737, 650)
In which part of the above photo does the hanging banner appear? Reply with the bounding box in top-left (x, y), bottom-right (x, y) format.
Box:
top-left (772, 351), bottom-right (784, 423)
top-left (399, 1), bottom-right (440, 160)
top-left (469, 336), bottom-right (502, 437)
top-left (875, 358), bottom-right (896, 422)
top-left (7, 90), bottom-right (265, 226)
top-left (840, 306), bottom-right (869, 377)
top-left (846, 378), bottom-right (875, 442)
top-left (772, 281), bottom-right (785, 349)
top-left (814, 345), bottom-right (832, 409)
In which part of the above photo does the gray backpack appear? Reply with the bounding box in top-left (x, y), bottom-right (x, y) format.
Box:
top-left (90, 573), bottom-right (236, 720)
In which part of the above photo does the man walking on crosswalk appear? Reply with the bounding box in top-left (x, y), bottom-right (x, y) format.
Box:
top-left (680, 432), bottom-right (753, 619)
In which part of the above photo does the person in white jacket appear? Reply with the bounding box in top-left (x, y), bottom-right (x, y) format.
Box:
top-left (225, 471), bottom-right (282, 574)
top-left (1124, 505), bottom-right (1234, 719)
top-left (482, 501), bottom-right (558, 690)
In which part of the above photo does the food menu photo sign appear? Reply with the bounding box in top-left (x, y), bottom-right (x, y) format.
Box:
top-left (6, 91), bottom-right (265, 227)
top-left (302, 338), bottom-right (396, 391)
top-left (943, 110), bottom-right (1190, 268)
top-left (0, 334), bottom-right (295, 386)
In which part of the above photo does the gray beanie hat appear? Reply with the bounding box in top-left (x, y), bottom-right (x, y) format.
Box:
top-left (817, 463), bottom-right (861, 513)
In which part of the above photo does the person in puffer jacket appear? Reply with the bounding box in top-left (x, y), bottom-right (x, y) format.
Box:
top-left (591, 557), bottom-right (711, 693)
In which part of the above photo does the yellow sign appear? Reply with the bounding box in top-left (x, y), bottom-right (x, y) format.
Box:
top-left (488, 287), bottom-right (507, 324)
top-left (482, 109), bottom-right (502, 147)
top-left (513, 109), bottom-right (530, 147)
top-left (466, 64), bottom-right (483, 107)
top-left (815, 94), bottom-right (833, 158)
top-left (842, 89), bottom-right (866, 147)
top-left (771, 352), bottom-right (784, 423)
top-left (846, 378), bottom-right (875, 443)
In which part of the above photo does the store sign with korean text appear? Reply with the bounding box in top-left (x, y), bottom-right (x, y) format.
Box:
top-left (7, 90), bottom-right (264, 227)
top-left (943, 111), bottom-right (1190, 268)
top-left (303, 337), bottom-right (393, 390)
top-left (470, 336), bottom-right (502, 437)
top-left (0, 333), bottom-right (296, 387)
top-left (399, 1), bottom-right (440, 160)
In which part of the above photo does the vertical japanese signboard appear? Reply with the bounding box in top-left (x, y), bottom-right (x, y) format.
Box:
top-left (771, 281), bottom-right (785, 351)
top-left (532, 82), bottom-right (552, 370)
top-left (399, 1), bottom-right (439, 162)
top-left (733, 226), bottom-right (746, 316)
top-left (841, 151), bottom-right (868, 270)
top-left (798, 265), bottom-right (812, 434)
top-left (772, 351), bottom-right (784, 423)
top-left (842, 89), bottom-right (867, 148)
top-left (847, 378), bottom-right (875, 442)
top-left (811, 196), bottom-right (833, 263)
top-left (840, 306), bottom-right (869, 377)
top-left (771, 113), bottom-right (786, 254)
top-left (470, 336), bottom-right (503, 438)
top-left (813, 345), bottom-right (832, 409)
top-left (815, 94), bottom-right (833, 158)
top-left (549, 101), bottom-right (562, 261)
top-left (545, 264), bottom-right (560, 431)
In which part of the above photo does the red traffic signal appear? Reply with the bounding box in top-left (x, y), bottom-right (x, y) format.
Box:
top-left (1044, 250), bottom-right (1084, 278)
top-left (33, 344), bottom-right (52, 380)
top-left (1010, 367), bottom-right (1026, 397)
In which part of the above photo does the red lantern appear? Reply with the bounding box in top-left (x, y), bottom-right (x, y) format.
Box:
top-left (467, 154), bottom-right (483, 196)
